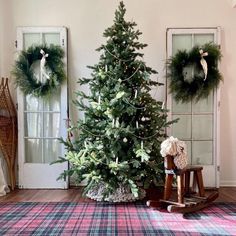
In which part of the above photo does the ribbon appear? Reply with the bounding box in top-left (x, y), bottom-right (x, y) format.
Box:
top-left (199, 49), bottom-right (208, 81)
top-left (40, 49), bottom-right (50, 81)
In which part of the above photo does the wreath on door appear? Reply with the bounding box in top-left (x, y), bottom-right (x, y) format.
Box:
top-left (13, 44), bottom-right (66, 97)
top-left (167, 43), bottom-right (223, 103)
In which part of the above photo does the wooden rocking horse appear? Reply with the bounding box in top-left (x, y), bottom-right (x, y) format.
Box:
top-left (147, 137), bottom-right (218, 213)
top-left (0, 78), bottom-right (17, 190)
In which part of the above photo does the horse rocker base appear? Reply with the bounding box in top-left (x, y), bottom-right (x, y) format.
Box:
top-left (147, 155), bottom-right (218, 214)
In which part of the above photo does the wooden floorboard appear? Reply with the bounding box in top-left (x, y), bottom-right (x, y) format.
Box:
top-left (0, 187), bottom-right (236, 203)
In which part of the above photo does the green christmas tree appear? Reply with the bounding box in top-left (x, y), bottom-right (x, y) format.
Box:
top-left (59, 1), bottom-right (175, 201)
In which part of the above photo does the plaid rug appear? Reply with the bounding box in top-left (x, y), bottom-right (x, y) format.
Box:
top-left (0, 202), bottom-right (236, 236)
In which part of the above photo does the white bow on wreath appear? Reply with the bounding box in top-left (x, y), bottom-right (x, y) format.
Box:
top-left (40, 49), bottom-right (50, 81)
top-left (199, 49), bottom-right (208, 81)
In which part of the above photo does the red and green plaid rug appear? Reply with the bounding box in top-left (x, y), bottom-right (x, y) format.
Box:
top-left (0, 202), bottom-right (236, 235)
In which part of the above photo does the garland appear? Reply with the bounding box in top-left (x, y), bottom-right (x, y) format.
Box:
top-left (167, 43), bottom-right (223, 103)
top-left (13, 44), bottom-right (66, 97)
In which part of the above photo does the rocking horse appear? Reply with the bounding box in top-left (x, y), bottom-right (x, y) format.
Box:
top-left (147, 136), bottom-right (218, 213)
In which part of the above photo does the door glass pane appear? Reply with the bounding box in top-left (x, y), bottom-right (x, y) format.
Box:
top-left (25, 95), bottom-right (43, 111)
top-left (192, 141), bottom-right (213, 165)
top-left (172, 34), bottom-right (192, 55)
top-left (43, 33), bottom-right (60, 46)
top-left (194, 34), bottom-right (214, 46)
top-left (43, 88), bottom-right (61, 111)
top-left (24, 113), bottom-right (42, 137)
top-left (43, 113), bottom-right (60, 137)
top-left (25, 139), bottom-right (42, 163)
top-left (43, 139), bottom-right (61, 163)
top-left (172, 115), bottom-right (191, 139)
top-left (192, 92), bottom-right (213, 113)
top-left (172, 99), bottom-right (191, 114)
top-left (192, 115), bottom-right (213, 140)
top-left (185, 140), bottom-right (192, 163)
top-left (23, 33), bottom-right (41, 50)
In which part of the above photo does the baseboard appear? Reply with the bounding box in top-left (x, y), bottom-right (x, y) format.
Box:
top-left (220, 180), bottom-right (236, 187)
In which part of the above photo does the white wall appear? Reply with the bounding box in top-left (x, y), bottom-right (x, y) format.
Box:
top-left (0, 0), bottom-right (236, 186)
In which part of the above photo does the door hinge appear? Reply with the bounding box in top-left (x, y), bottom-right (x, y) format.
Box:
top-left (62, 38), bottom-right (65, 46)
top-left (218, 101), bottom-right (220, 107)
top-left (15, 40), bottom-right (18, 48)
top-left (217, 166), bottom-right (220, 172)
top-left (16, 103), bottom-right (18, 110)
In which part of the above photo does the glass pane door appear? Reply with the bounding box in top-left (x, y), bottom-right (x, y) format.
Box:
top-left (17, 27), bottom-right (68, 189)
top-left (23, 33), bottom-right (61, 164)
top-left (167, 28), bottom-right (220, 187)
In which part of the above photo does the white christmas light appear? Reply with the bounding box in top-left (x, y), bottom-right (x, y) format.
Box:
top-left (98, 95), bottom-right (101, 105)
top-left (134, 89), bottom-right (138, 99)
top-left (162, 101), bottom-right (165, 109)
top-left (136, 121), bottom-right (139, 129)
top-left (141, 141), bottom-right (143, 149)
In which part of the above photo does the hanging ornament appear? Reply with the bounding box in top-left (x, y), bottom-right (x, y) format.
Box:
top-left (141, 117), bottom-right (145, 121)
top-left (134, 89), bottom-right (138, 99)
top-left (98, 95), bottom-right (101, 105)
top-left (141, 141), bottom-right (144, 149)
top-left (136, 121), bottom-right (139, 129)
top-left (123, 137), bottom-right (128, 143)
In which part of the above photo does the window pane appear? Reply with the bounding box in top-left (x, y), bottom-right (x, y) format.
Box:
top-left (194, 34), bottom-right (214, 46)
top-left (192, 92), bottom-right (213, 113)
top-left (43, 33), bottom-right (60, 46)
top-left (192, 115), bottom-right (213, 140)
top-left (185, 140), bottom-right (192, 164)
top-left (43, 139), bottom-right (61, 163)
top-left (172, 98), bottom-right (191, 114)
top-left (43, 88), bottom-right (61, 111)
top-left (172, 34), bottom-right (192, 55)
top-left (172, 115), bottom-right (191, 139)
top-left (25, 139), bottom-right (42, 163)
top-left (24, 113), bottom-right (42, 137)
top-left (23, 33), bottom-right (41, 50)
top-left (25, 94), bottom-right (43, 111)
top-left (43, 113), bottom-right (60, 137)
top-left (192, 141), bottom-right (213, 165)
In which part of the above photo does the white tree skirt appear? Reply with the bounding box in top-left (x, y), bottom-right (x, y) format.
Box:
top-left (86, 183), bottom-right (146, 202)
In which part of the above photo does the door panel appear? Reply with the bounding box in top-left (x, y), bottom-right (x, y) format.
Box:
top-left (167, 28), bottom-right (220, 187)
top-left (17, 27), bottom-right (68, 188)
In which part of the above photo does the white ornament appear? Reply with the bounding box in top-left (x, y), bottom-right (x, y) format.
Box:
top-left (141, 117), bottom-right (145, 121)
top-left (40, 49), bottom-right (50, 82)
top-left (199, 49), bottom-right (208, 81)
top-left (134, 89), bottom-right (138, 99)
top-left (112, 119), bottom-right (115, 128)
top-left (136, 121), bottom-right (139, 129)
top-left (141, 141), bottom-right (143, 149)
top-left (123, 137), bottom-right (128, 143)
top-left (98, 95), bottom-right (101, 105)
top-left (105, 65), bottom-right (108, 72)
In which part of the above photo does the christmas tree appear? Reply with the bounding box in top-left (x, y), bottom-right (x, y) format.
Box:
top-left (59, 1), bottom-right (175, 201)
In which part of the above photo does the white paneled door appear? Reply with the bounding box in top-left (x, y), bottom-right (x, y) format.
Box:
top-left (166, 28), bottom-right (220, 188)
top-left (17, 27), bottom-right (68, 188)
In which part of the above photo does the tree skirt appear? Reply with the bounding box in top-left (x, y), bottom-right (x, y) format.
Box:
top-left (86, 183), bottom-right (146, 202)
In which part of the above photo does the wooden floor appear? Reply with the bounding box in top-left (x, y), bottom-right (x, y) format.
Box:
top-left (0, 187), bottom-right (236, 203)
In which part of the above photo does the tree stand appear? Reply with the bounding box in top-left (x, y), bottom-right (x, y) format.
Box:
top-left (147, 155), bottom-right (218, 213)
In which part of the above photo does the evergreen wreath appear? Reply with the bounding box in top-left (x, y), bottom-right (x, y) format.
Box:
top-left (167, 43), bottom-right (223, 103)
top-left (13, 44), bottom-right (66, 97)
